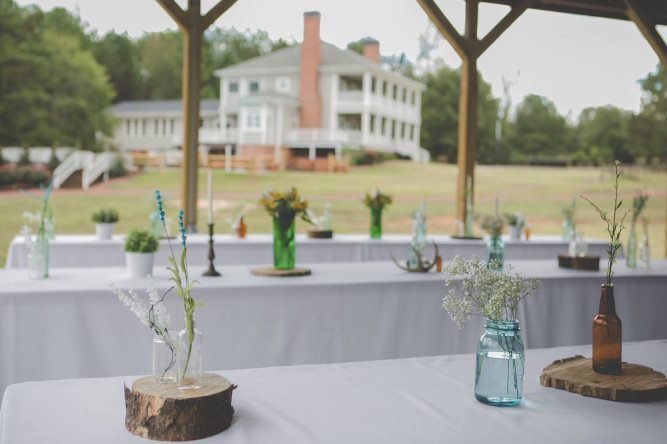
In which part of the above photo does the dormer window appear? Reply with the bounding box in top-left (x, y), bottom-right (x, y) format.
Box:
top-left (228, 81), bottom-right (239, 93)
top-left (249, 80), bottom-right (260, 93)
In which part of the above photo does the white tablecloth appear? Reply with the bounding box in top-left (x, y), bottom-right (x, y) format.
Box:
top-left (1, 259), bottom-right (664, 396)
top-left (5, 233), bottom-right (613, 268)
top-left (1, 340), bottom-right (666, 444)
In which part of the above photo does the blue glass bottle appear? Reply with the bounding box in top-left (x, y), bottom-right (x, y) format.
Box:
top-left (475, 319), bottom-right (524, 407)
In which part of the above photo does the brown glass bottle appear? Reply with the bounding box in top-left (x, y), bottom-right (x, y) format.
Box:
top-left (592, 284), bottom-right (622, 374)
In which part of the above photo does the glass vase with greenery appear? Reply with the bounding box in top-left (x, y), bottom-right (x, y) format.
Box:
top-left (480, 214), bottom-right (505, 271)
top-left (625, 191), bottom-right (648, 268)
top-left (363, 190), bottom-right (393, 239)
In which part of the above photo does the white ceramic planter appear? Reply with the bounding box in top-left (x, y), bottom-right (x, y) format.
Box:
top-left (508, 225), bottom-right (522, 240)
top-left (126, 252), bottom-right (155, 278)
top-left (95, 223), bottom-right (114, 240)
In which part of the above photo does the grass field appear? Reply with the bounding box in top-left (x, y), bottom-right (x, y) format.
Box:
top-left (2, 161), bottom-right (665, 267)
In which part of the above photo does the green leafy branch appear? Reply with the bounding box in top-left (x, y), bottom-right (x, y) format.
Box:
top-left (580, 161), bottom-right (628, 285)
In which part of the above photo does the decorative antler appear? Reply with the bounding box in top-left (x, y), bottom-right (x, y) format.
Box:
top-left (391, 241), bottom-right (440, 273)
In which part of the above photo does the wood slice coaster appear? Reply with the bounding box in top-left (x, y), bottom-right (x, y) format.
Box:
top-left (307, 230), bottom-right (333, 239)
top-left (558, 255), bottom-right (600, 270)
top-left (540, 355), bottom-right (667, 402)
top-left (124, 373), bottom-right (236, 441)
top-left (450, 235), bottom-right (483, 240)
top-left (250, 267), bottom-right (311, 277)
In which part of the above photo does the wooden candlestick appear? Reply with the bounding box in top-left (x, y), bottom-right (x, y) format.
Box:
top-left (202, 223), bottom-right (221, 277)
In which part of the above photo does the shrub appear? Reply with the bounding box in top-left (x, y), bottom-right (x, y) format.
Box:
top-left (47, 151), bottom-right (61, 172)
top-left (124, 228), bottom-right (159, 253)
top-left (92, 208), bottom-right (120, 224)
top-left (18, 145), bottom-right (31, 166)
top-left (109, 156), bottom-right (127, 178)
top-left (30, 170), bottom-right (50, 187)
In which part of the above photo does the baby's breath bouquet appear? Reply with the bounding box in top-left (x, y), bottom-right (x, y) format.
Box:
top-left (480, 214), bottom-right (504, 238)
top-left (442, 256), bottom-right (541, 328)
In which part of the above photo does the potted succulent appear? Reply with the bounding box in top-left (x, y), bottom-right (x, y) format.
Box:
top-left (92, 208), bottom-right (120, 240)
top-left (124, 227), bottom-right (159, 278)
top-left (504, 212), bottom-right (524, 240)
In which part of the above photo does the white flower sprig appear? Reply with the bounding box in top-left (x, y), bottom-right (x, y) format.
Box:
top-left (109, 275), bottom-right (172, 342)
top-left (442, 255), bottom-right (541, 328)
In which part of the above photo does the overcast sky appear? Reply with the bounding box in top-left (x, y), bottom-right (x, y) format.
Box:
top-left (15, 0), bottom-right (666, 118)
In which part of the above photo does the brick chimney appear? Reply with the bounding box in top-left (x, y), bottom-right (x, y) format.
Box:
top-left (362, 37), bottom-right (381, 64)
top-left (299, 11), bottom-right (322, 128)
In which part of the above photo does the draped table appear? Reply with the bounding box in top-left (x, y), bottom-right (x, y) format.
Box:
top-left (5, 233), bottom-right (614, 268)
top-left (0, 259), bottom-right (664, 397)
top-left (1, 340), bottom-right (666, 444)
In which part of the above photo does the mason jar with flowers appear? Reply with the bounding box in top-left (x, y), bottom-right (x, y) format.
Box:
top-left (363, 190), bottom-right (393, 239)
top-left (442, 255), bottom-right (541, 406)
top-left (259, 187), bottom-right (313, 270)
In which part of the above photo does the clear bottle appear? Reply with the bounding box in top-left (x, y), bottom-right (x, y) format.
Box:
top-left (638, 234), bottom-right (650, 268)
top-left (177, 315), bottom-right (203, 389)
top-left (626, 224), bottom-right (637, 268)
top-left (322, 203), bottom-right (331, 231)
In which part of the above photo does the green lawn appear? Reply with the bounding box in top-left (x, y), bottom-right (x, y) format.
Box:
top-left (2, 161), bottom-right (665, 267)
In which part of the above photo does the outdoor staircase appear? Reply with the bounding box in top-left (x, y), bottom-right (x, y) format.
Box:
top-left (53, 151), bottom-right (115, 190)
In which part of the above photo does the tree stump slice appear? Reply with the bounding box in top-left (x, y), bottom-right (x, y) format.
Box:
top-left (540, 355), bottom-right (667, 402)
top-left (250, 267), bottom-right (311, 277)
top-left (124, 373), bottom-right (235, 441)
top-left (307, 230), bottom-right (333, 239)
top-left (557, 255), bottom-right (600, 270)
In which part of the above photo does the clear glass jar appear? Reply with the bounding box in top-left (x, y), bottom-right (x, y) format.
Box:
top-left (562, 219), bottom-right (573, 241)
top-left (177, 315), bottom-right (203, 389)
top-left (26, 248), bottom-right (46, 280)
top-left (153, 331), bottom-right (177, 383)
top-left (486, 237), bottom-right (504, 272)
top-left (475, 319), bottom-right (524, 407)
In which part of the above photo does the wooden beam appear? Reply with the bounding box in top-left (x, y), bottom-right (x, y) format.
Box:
top-left (155, 0), bottom-right (188, 30)
top-left (456, 0), bottom-right (480, 224)
top-left (202, 0), bottom-right (238, 30)
top-left (623, 0), bottom-right (667, 68)
top-left (416, 0), bottom-right (468, 59)
top-left (477, 0), bottom-right (534, 56)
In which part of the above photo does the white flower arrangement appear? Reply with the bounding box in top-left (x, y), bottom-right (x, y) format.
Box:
top-left (442, 255), bottom-right (541, 328)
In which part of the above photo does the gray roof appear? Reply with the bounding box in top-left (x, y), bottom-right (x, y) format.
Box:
top-left (215, 41), bottom-right (378, 76)
top-left (110, 99), bottom-right (219, 113)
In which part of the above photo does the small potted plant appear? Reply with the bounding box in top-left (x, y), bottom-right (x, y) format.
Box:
top-left (504, 211), bottom-right (524, 240)
top-left (92, 208), bottom-right (120, 240)
top-left (124, 227), bottom-right (159, 278)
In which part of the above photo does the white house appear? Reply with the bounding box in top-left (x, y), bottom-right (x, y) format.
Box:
top-left (108, 11), bottom-right (428, 169)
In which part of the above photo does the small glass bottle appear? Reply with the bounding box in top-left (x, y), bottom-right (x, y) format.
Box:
top-left (322, 203), bottom-right (331, 231)
top-left (626, 224), bottom-right (637, 268)
top-left (574, 230), bottom-right (587, 257)
top-left (638, 234), bottom-right (650, 268)
top-left (475, 319), bottom-right (524, 407)
top-left (177, 315), bottom-right (203, 389)
top-left (153, 331), bottom-right (177, 383)
top-left (592, 285), bottom-right (622, 375)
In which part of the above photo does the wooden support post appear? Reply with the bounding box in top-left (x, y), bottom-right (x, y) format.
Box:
top-left (155, 0), bottom-right (238, 231)
top-left (623, 0), bottom-right (667, 68)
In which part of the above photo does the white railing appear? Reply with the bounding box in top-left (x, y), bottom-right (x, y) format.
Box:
top-left (82, 152), bottom-right (114, 190)
top-left (53, 151), bottom-right (94, 189)
top-left (285, 129), bottom-right (362, 145)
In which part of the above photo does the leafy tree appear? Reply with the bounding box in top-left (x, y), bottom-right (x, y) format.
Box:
top-left (576, 106), bottom-right (632, 164)
top-left (629, 65), bottom-right (666, 165)
top-left (506, 94), bottom-right (569, 161)
top-left (137, 31), bottom-right (183, 100)
top-left (420, 66), bottom-right (499, 163)
top-left (92, 32), bottom-right (143, 102)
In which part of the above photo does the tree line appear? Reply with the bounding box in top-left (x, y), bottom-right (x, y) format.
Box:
top-left (1, 1), bottom-right (664, 166)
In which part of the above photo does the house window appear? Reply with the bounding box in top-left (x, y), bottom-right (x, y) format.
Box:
top-left (142, 119), bottom-right (146, 136)
top-left (228, 81), bottom-right (239, 93)
top-left (134, 119), bottom-right (138, 135)
top-left (411, 91), bottom-right (416, 105)
top-left (162, 119), bottom-right (167, 135)
top-left (170, 119), bottom-right (174, 134)
top-left (249, 80), bottom-right (259, 93)
top-left (381, 117), bottom-right (387, 135)
top-left (382, 81), bottom-right (387, 97)
top-left (126, 120), bottom-right (131, 136)
top-left (402, 88), bottom-right (407, 103)
top-left (154, 119), bottom-right (159, 135)
top-left (410, 124), bottom-right (415, 140)
top-left (401, 122), bottom-right (405, 138)
top-left (391, 120), bottom-right (396, 139)
top-left (393, 85), bottom-right (398, 100)
top-left (370, 114), bottom-right (376, 133)
top-left (371, 77), bottom-right (376, 93)
top-left (246, 110), bottom-right (260, 128)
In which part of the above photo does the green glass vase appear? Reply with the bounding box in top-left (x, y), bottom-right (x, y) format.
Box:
top-left (273, 215), bottom-right (295, 269)
top-left (370, 207), bottom-right (383, 239)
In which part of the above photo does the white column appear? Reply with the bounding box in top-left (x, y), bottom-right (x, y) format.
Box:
top-left (329, 73), bottom-right (339, 130)
top-left (362, 72), bottom-right (372, 106)
top-left (309, 144), bottom-right (316, 161)
top-left (260, 105), bottom-right (267, 146)
top-left (225, 144), bottom-right (231, 172)
top-left (275, 104), bottom-right (284, 165)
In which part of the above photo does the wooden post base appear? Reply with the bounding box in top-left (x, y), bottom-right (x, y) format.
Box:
top-left (124, 373), bottom-right (235, 441)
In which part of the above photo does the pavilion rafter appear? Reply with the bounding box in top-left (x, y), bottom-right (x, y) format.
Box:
top-left (622, 0), bottom-right (667, 67)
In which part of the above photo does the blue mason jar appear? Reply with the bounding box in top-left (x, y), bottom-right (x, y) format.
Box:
top-left (486, 236), bottom-right (504, 271)
top-left (475, 319), bottom-right (524, 407)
